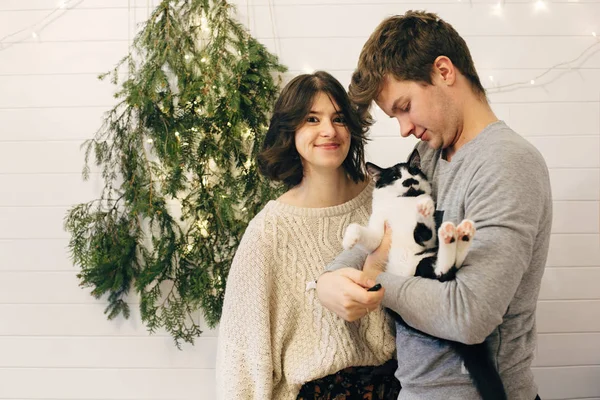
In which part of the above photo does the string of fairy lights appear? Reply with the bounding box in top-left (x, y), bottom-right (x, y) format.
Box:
top-left (484, 0), bottom-right (599, 93)
top-left (0, 0), bottom-right (84, 51)
top-left (0, 0), bottom-right (598, 94)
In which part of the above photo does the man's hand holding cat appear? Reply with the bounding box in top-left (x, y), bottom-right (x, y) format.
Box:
top-left (316, 268), bottom-right (385, 322)
top-left (363, 222), bottom-right (393, 280)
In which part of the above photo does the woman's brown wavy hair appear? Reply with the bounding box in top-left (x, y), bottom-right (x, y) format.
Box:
top-left (258, 71), bottom-right (369, 187)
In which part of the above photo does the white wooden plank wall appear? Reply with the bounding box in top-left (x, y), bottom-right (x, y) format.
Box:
top-left (0, 0), bottom-right (598, 399)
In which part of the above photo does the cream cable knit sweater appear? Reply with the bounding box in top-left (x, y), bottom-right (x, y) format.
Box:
top-left (215, 182), bottom-right (396, 399)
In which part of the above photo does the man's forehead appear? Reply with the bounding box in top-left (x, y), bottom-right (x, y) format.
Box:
top-left (376, 76), bottom-right (410, 103)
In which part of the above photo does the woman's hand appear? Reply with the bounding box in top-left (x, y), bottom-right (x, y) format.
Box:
top-left (316, 268), bottom-right (385, 322)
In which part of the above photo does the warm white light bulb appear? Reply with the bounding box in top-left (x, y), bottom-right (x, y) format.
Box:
top-left (534, 0), bottom-right (547, 11)
top-left (492, 1), bottom-right (503, 16)
top-left (530, 80), bottom-right (535, 85)
top-left (31, 31), bottom-right (38, 39)
top-left (593, 32), bottom-right (597, 37)
top-left (200, 16), bottom-right (209, 32)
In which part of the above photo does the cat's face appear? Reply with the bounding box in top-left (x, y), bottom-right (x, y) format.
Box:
top-left (366, 149), bottom-right (431, 197)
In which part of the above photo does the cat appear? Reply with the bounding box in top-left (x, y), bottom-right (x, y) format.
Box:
top-left (343, 149), bottom-right (507, 400)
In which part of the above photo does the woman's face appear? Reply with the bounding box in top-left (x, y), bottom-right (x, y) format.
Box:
top-left (294, 92), bottom-right (351, 176)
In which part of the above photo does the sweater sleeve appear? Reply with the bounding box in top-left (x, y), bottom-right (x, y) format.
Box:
top-left (377, 147), bottom-right (551, 344)
top-left (325, 246), bottom-right (368, 272)
top-left (216, 218), bottom-right (276, 399)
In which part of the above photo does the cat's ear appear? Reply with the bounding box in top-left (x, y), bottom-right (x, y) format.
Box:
top-left (366, 162), bottom-right (383, 181)
top-left (408, 149), bottom-right (421, 170)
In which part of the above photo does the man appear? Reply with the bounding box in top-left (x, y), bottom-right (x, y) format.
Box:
top-left (316, 10), bottom-right (551, 400)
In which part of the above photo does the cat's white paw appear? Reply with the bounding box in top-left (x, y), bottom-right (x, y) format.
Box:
top-left (456, 219), bottom-right (476, 242)
top-left (343, 223), bottom-right (362, 250)
top-left (434, 256), bottom-right (453, 277)
top-left (434, 264), bottom-right (446, 278)
top-left (417, 197), bottom-right (435, 218)
top-left (438, 221), bottom-right (457, 245)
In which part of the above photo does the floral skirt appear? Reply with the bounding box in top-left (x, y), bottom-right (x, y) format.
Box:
top-left (296, 359), bottom-right (401, 400)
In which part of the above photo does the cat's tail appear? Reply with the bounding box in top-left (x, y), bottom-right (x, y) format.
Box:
top-left (452, 341), bottom-right (507, 400)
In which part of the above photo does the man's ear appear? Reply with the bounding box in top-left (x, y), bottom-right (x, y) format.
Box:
top-left (433, 56), bottom-right (456, 86)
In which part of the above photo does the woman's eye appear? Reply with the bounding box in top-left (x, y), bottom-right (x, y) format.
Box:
top-left (306, 116), bottom-right (318, 123)
top-left (333, 116), bottom-right (346, 124)
top-left (401, 103), bottom-right (411, 112)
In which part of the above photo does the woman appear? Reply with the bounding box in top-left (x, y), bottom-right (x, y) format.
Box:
top-left (215, 71), bottom-right (400, 399)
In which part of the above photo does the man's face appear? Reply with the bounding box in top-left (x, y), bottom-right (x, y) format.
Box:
top-left (375, 75), bottom-right (459, 150)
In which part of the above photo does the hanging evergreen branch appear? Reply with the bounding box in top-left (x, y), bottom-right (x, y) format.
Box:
top-left (64, 0), bottom-right (286, 346)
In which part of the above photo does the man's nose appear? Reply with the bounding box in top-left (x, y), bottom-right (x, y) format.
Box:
top-left (397, 116), bottom-right (414, 138)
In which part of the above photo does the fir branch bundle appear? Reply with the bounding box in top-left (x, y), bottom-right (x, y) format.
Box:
top-left (64, 0), bottom-right (286, 346)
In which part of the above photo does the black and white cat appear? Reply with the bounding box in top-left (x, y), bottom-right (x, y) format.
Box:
top-left (343, 149), bottom-right (507, 400)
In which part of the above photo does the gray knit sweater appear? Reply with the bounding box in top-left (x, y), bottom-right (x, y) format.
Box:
top-left (328, 121), bottom-right (552, 399)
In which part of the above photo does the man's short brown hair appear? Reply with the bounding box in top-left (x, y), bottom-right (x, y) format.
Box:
top-left (258, 71), bottom-right (369, 187)
top-left (350, 10), bottom-right (485, 121)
